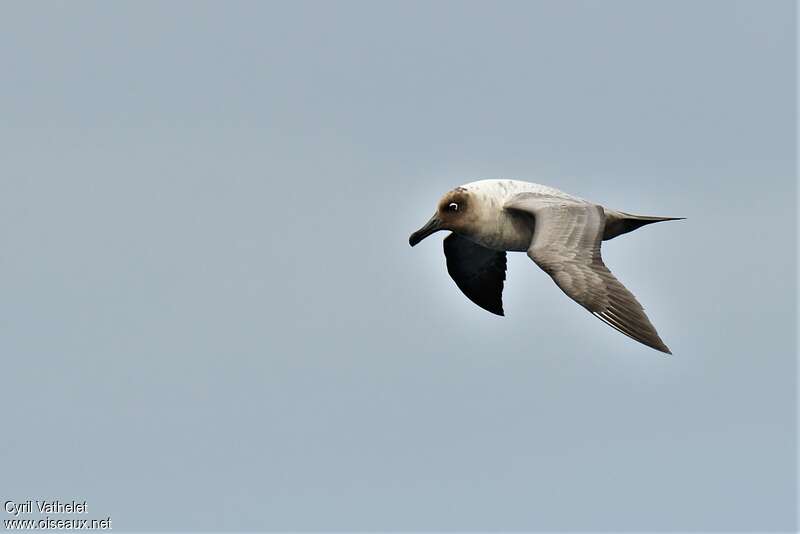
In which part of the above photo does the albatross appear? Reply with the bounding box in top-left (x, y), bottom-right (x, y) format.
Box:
top-left (409, 179), bottom-right (683, 354)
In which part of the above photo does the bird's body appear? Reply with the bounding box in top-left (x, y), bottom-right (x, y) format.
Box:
top-left (409, 179), bottom-right (683, 354)
top-left (452, 180), bottom-right (579, 251)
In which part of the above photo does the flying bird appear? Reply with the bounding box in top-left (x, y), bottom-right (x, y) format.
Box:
top-left (409, 179), bottom-right (683, 354)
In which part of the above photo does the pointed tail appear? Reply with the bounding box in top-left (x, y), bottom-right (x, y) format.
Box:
top-left (603, 211), bottom-right (685, 241)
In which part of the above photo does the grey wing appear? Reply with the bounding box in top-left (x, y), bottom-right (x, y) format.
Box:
top-left (443, 233), bottom-right (507, 316)
top-left (505, 193), bottom-right (671, 354)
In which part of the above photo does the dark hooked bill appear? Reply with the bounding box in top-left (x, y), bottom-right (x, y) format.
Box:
top-left (409, 216), bottom-right (442, 246)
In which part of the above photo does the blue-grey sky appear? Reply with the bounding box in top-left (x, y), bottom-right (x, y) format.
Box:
top-left (0, 1), bottom-right (795, 531)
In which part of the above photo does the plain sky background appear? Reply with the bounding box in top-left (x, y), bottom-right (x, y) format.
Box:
top-left (0, 1), bottom-right (795, 531)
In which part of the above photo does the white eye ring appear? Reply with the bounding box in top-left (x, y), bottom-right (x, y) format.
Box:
top-left (448, 202), bottom-right (459, 212)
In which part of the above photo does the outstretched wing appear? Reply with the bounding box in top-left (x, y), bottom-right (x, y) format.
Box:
top-left (443, 233), bottom-right (507, 316)
top-left (505, 193), bottom-right (671, 354)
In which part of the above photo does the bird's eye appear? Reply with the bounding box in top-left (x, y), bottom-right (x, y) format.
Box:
top-left (448, 202), bottom-right (459, 212)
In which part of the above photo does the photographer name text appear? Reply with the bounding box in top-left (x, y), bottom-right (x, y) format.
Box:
top-left (5, 501), bottom-right (88, 516)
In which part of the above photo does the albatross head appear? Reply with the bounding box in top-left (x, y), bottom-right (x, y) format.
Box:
top-left (409, 187), bottom-right (476, 246)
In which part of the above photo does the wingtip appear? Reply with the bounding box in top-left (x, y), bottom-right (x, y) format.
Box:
top-left (593, 311), bottom-right (673, 355)
top-left (645, 340), bottom-right (672, 355)
top-left (652, 340), bottom-right (672, 355)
